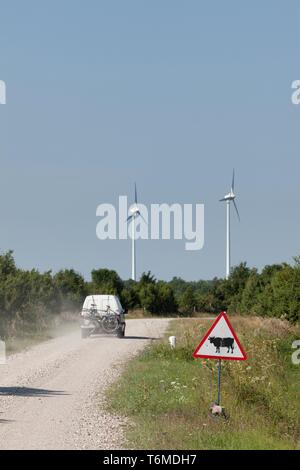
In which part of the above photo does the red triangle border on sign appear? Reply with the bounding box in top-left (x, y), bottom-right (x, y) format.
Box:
top-left (192, 311), bottom-right (247, 361)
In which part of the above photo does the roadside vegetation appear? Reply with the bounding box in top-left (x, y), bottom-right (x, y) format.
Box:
top-left (107, 317), bottom-right (300, 450)
top-left (1, 250), bottom-right (300, 341)
top-left (0, 251), bottom-right (85, 340)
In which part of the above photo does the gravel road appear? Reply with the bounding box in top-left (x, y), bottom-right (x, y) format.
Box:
top-left (0, 318), bottom-right (169, 450)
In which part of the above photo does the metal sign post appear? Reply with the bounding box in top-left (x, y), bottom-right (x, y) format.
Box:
top-left (217, 359), bottom-right (221, 406)
top-left (193, 312), bottom-right (247, 416)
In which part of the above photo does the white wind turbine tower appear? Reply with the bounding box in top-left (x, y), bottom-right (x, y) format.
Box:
top-left (220, 170), bottom-right (240, 279)
top-left (126, 183), bottom-right (145, 281)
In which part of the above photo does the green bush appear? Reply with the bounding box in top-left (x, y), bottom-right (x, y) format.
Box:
top-left (1, 249), bottom-right (300, 341)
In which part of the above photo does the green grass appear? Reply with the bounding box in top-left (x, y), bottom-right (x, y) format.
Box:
top-left (107, 316), bottom-right (300, 450)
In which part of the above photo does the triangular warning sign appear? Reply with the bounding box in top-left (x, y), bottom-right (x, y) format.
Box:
top-left (193, 311), bottom-right (247, 361)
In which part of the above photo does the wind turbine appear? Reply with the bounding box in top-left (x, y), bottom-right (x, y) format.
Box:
top-left (126, 183), bottom-right (144, 281)
top-left (220, 170), bottom-right (240, 279)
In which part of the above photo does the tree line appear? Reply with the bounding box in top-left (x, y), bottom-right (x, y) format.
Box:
top-left (1, 250), bottom-right (299, 338)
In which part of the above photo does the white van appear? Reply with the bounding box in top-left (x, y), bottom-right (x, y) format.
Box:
top-left (80, 294), bottom-right (126, 339)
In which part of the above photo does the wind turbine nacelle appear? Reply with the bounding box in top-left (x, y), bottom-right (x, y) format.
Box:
top-left (223, 192), bottom-right (235, 201)
top-left (130, 205), bottom-right (139, 215)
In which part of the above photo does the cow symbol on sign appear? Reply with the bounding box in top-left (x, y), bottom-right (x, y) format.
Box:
top-left (193, 312), bottom-right (247, 361)
top-left (209, 337), bottom-right (234, 354)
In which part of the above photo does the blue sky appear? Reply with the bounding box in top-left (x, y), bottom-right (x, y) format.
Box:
top-left (0, 1), bottom-right (299, 281)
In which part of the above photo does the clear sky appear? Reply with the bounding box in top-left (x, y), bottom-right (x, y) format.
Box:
top-left (0, 1), bottom-right (299, 281)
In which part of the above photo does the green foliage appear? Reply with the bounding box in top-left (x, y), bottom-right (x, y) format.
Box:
top-left (138, 283), bottom-right (159, 313)
top-left (169, 259), bottom-right (300, 322)
top-left (1, 248), bottom-right (300, 341)
top-left (239, 272), bottom-right (260, 314)
top-left (270, 265), bottom-right (300, 322)
top-left (179, 286), bottom-right (196, 314)
top-left (91, 268), bottom-right (123, 295)
top-left (235, 261), bottom-right (300, 323)
top-left (0, 252), bottom-right (87, 338)
top-left (0, 250), bottom-right (17, 277)
top-left (157, 282), bottom-right (178, 314)
top-left (139, 271), bottom-right (156, 286)
top-left (54, 269), bottom-right (87, 310)
top-left (0, 261), bottom-right (60, 336)
top-left (121, 272), bottom-right (178, 314)
top-left (120, 286), bottom-right (140, 310)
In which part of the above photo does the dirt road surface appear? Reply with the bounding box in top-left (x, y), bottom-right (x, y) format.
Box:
top-left (0, 319), bottom-right (169, 450)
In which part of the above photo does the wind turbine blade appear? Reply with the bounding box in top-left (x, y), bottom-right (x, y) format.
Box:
top-left (126, 214), bottom-right (134, 222)
top-left (137, 211), bottom-right (148, 225)
top-left (231, 169), bottom-right (235, 192)
top-left (220, 198), bottom-right (227, 202)
top-left (135, 182), bottom-right (137, 204)
top-left (233, 199), bottom-right (240, 221)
